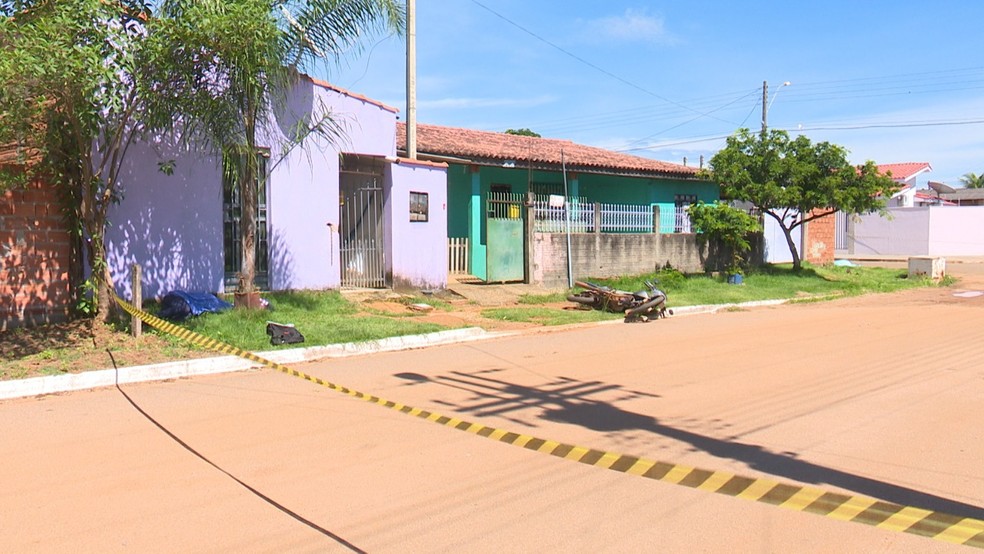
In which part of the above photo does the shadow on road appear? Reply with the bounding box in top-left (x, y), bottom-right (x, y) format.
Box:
top-left (395, 368), bottom-right (984, 521)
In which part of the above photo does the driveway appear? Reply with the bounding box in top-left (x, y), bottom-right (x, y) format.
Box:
top-left (2, 270), bottom-right (982, 552)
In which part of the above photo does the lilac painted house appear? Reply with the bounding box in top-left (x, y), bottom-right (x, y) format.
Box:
top-left (106, 76), bottom-right (448, 299)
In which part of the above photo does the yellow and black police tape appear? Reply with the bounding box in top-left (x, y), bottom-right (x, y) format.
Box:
top-left (112, 292), bottom-right (984, 548)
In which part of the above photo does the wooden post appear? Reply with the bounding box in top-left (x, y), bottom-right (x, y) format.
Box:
top-left (130, 263), bottom-right (141, 338)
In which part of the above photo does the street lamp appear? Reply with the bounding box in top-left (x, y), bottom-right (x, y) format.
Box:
top-left (761, 80), bottom-right (791, 134)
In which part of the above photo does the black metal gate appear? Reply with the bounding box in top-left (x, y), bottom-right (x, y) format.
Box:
top-left (339, 156), bottom-right (386, 288)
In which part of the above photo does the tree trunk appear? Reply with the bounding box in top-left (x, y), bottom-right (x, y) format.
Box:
top-left (767, 211), bottom-right (803, 271)
top-left (83, 220), bottom-right (115, 323)
top-left (240, 160), bottom-right (257, 294)
top-left (781, 224), bottom-right (802, 271)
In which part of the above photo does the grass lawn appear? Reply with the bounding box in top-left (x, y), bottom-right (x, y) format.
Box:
top-left (1, 264), bottom-right (950, 380)
top-left (176, 290), bottom-right (452, 353)
top-left (484, 264), bottom-right (949, 324)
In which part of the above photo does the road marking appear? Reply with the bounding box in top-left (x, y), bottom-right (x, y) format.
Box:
top-left (112, 292), bottom-right (984, 549)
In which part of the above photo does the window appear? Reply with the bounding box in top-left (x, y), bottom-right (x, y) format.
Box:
top-left (410, 191), bottom-right (429, 222)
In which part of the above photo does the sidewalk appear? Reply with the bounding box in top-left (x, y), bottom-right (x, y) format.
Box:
top-left (445, 275), bottom-right (566, 306)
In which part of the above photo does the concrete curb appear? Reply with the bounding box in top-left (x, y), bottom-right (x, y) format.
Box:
top-left (0, 298), bottom-right (800, 401)
top-left (0, 327), bottom-right (491, 401)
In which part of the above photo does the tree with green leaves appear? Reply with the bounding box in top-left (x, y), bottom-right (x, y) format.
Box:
top-left (0, 0), bottom-right (155, 320)
top-left (687, 202), bottom-right (761, 274)
top-left (505, 128), bottom-right (541, 138)
top-left (709, 128), bottom-right (896, 271)
top-left (143, 0), bottom-right (404, 299)
top-left (960, 172), bottom-right (984, 189)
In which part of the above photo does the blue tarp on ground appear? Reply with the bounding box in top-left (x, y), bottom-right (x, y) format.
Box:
top-left (158, 291), bottom-right (232, 321)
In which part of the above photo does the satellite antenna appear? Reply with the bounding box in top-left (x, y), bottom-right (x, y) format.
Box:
top-left (928, 181), bottom-right (956, 194)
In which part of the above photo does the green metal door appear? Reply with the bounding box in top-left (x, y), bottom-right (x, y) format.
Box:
top-left (486, 192), bottom-right (525, 282)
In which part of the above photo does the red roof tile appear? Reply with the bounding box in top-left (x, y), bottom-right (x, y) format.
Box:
top-left (303, 75), bottom-right (398, 114)
top-left (877, 162), bottom-right (932, 181)
top-left (397, 122), bottom-right (699, 178)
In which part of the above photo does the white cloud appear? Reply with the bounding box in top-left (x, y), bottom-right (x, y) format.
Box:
top-left (589, 9), bottom-right (675, 45)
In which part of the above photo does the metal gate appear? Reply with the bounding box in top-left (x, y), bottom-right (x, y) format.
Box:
top-left (835, 211), bottom-right (848, 250)
top-left (486, 192), bottom-right (525, 282)
top-left (339, 156), bottom-right (386, 288)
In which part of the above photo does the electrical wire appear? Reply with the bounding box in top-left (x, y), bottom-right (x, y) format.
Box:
top-left (468, 0), bottom-right (735, 126)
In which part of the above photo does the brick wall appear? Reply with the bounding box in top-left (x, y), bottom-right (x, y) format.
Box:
top-left (804, 210), bottom-right (835, 265)
top-left (0, 178), bottom-right (73, 329)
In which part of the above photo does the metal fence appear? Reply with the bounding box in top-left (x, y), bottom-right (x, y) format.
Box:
top-left (531, 195), bottom-right (692, 234)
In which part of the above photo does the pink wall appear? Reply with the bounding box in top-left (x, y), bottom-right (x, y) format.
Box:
top-left (386, 159), bottom-right (448, 290)
top-left (106, 78), bottom-right (445, 299)
top-left (849, 206), bottom-right (984, 256)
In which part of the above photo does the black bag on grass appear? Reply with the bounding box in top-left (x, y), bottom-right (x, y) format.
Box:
top-left (266, 321), bottom-right (304, 346)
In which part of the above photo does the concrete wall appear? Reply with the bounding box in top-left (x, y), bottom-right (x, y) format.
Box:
top-left (105, 79), bottom-right (429, 299)
top-left (0, 177), bottom-right (73, 329)
top-left (847, 206), bottom-right (984, 256)
top-left (531, 232), bottom-right (710, 287)
top-left (927, 206), bottom-right (984, 255)
top-left (386, 159), bottom-right (449, 290)
top-left (848, 208), bottom-right (930, 256)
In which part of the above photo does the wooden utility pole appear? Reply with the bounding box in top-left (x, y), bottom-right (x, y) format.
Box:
top-left (406, 0), bottom-right (417, 159)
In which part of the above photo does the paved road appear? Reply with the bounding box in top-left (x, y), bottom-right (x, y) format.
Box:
top-left (3, 272), bottom-right (983, 552)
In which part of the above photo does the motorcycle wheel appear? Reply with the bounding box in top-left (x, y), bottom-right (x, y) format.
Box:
top-left (567, 294), bottom-right (599, 307)
top-left (625, 297), bottom-right (666, 317)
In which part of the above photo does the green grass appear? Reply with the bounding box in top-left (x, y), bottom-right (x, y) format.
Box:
top-left (481, 306), bottom-right (621, 326)
top-left (579, 264), bottom-right (942, 309)
top-left (159, 290), bottom-right (451, 352)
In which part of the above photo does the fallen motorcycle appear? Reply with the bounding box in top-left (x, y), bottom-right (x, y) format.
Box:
top-left (567, 280), bottom-right (672, 322)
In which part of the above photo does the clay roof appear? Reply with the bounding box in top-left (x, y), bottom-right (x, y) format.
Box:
top-left (397, 122), bottom-right (700, 179)
top-left (877, 162), bottom-right (932, 182)
top-left (303, 75), bottom-right (398, 114)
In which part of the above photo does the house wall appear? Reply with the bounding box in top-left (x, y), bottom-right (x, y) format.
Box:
top-left (386, 159), bottom-right (449, 290)
top-left (0, 178), bottom-right (73, 329)
top-left (106, 78), bottom-right (407, 299)
top-left (107, 142), bottom-right (225, 300)
top-left (445, 163), bottom-right (717, 280)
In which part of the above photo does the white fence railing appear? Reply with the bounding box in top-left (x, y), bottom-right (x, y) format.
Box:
top-left (448, 237), bottom-right (468, 274)
top-left (531, 196), bottom-right (692, 234)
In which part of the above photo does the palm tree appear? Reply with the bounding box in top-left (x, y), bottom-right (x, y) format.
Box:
top-left (960, 172), bottom-right (984, 189)
top-left (144, 0), bottom-right (403, 300)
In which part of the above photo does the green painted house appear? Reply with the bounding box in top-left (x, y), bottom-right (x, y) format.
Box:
top-left (397, 123), bottom-right (718, 281)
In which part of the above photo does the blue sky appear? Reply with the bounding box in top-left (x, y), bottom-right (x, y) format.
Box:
top-left (319, 1), bottom-right (984, 186)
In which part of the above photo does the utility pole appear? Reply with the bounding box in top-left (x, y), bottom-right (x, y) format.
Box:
top-left (761, 80), bottom-right (768, 135)
top-left (406, 0), bottom-right (417, 159)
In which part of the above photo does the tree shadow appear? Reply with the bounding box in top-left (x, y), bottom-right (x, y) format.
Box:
top-left (394, 368), bottom-right (984, 520)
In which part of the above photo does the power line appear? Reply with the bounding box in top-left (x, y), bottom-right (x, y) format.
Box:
top-left (468, 0), bottom-right (735, 126)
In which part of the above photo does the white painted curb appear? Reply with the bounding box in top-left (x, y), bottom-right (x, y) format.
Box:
top-left (0, 327), bottom-right (491, 401)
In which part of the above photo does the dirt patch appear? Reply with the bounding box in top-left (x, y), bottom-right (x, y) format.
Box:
top-left (0, 294), bottom-right (558, 381)
top-left (0, 319), bottom-right (211, 381)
